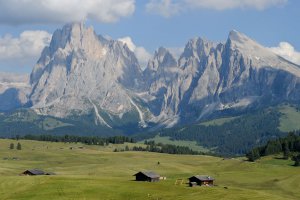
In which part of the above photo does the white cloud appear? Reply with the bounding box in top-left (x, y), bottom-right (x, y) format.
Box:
top-left (146, 0), bottom-right (287, 17)
top-left (0, 0), bottom-right (135, 24)
top-left (0, 31), bottom-right (52, 68)
top-left (186, 0), bottom-right (287, 10)
top-left (270, 42), bottom-right (300, 65)
top-left (146, 0), bottom-right (182, 18)
top-left (118, 37), bottom-right (152, 68)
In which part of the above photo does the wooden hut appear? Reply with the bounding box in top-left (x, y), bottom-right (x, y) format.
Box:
top-left (22, 169), bottom-right (55, 176)
top-left (133, 171), bottom-right (160, 182)
top-left (22, 169), bottom-right (45, 176)
top-left (188, 175), bottom-right (214, 186)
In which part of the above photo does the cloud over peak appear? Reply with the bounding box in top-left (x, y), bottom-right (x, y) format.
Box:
top-left (0, 30), bottom-right (51, 69)
top-left (118, 37), bottom-right (152, 69)
top-left (270, 42), bottom-right (300, 65)
top-left (0, 0), bottom-right (135, 25)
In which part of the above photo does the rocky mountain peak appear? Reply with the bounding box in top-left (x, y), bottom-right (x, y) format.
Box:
top-left (228, 30), bottom-right (248, 42)
top-left (181, 37), bottom-right (214, 58)
top-left (49, 22), bottom-right (99, 51)
top-left (227, 30), bottom-right (261, 50)
top-left (3, 25), bottom-right (300, 132)
top-left (28, 22), bottom-right (145, 127)
top-left (150, 47), bottom-right (177, 70)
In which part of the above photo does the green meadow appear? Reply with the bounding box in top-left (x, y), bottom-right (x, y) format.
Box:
top-left (279, 105), bottom-right (300, 132)
top-left (0, 139), bottom-right (300, 200)
top-left (140, 135), bottom-right (210, 153)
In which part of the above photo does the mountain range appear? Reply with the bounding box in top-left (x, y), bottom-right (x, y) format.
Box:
top-left (1, 22), bottom-right (300, 136)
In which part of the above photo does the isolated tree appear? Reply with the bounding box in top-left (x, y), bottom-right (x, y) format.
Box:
top-left (125, 145), bottom-right (129, 151)
top-left (9, 143), bottom-right (14, 150)
top-left (292, 154), bottom-right (300, 166)
top-left (246, 149), bottom-right (260, 162)
top-left (17, 143), bottom-right (22, 150)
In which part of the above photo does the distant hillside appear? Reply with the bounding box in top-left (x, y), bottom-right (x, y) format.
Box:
top-left (2, 104), bottom-right (300, 156)
top-left (135, 105), bottom-right (300, 156)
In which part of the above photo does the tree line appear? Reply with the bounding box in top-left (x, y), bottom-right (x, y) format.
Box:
top-left (15, 134), bottom-right (203, 155)
top-left (246, 131), bottom-right (300, 166)
top-left (18, 134), bottom-right (135, 146)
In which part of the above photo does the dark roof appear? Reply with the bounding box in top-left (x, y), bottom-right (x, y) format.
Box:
top-left (134, 171), bottom-right (160, 178)
top-left (189, 175), bottom-right (214, 181)
top-left (24, 169), bottom-right (45, 175)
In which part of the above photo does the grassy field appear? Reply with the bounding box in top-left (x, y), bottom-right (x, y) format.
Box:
top-left (278, 105), bottom-right (300, 132)
top-left (0, 139), bottom-right (300, 200)
top-left (199, 116), bottom-right (238, 126)
top-left (141, 135), bottom-right (210, 153)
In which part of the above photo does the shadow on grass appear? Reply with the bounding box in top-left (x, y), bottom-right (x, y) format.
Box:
top-left (274, 156), bottom-right (286, 160)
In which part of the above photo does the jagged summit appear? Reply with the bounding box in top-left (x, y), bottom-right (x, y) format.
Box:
top-left (181, 37), bottom-right (215, 59)
top-left (28, 22), bottom-right (146, 128)
top-left (2, 24), bottom-right (300, 132)
top-left (228, 30), bottom-right (249, 42)
top-left (226, 30), bottom-right (300, 77)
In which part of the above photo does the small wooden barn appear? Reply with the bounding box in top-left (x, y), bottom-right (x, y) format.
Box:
top-left (188, 175), bottom-right (214, 186)
top-left (22, 169), bottom-right (45, 176)
top-left (133, 171), bottom-right (160, 182)
top-left (22, 169), bottom-right (55, 176)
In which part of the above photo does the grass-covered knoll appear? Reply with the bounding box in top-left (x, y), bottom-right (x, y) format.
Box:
top-left (141, 135), bottom-right (210, 153)
top-left (199, 117), bottom-right (238, 127)
top-left (278, 105), bottom-right (300, 132)
top-left (0, 139), bottom-right (300, 200)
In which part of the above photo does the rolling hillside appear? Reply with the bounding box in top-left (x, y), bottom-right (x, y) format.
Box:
top-left (0, 139), bottom-right (300, 200)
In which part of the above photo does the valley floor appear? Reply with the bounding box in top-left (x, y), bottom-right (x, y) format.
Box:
top-left (0, 139), bottom-right (299, 200)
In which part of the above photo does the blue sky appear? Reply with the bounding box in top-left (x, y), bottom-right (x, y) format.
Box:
top-left (0, 0), bottom-right (299, 73)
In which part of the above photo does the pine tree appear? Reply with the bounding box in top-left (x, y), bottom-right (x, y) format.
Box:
top-left (17, 143), bottom-right (22, 150)
top-left (9, 143), bottom-right (14, 150)
top-left (283, 141), bottom-right (290, 160)
top-left (246, 149), bottom-right (260, 162)
top-left (292, 154), bottom-right (300, 166)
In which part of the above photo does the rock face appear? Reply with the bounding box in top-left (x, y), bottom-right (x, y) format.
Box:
top-left (2, 23), bottom-right (300, 131)
top-left (0, 73), bottom-right (30, 111)
top-left (29, 22), bottom-right (146, 128)
top-left (143, 31), bottom-right (300, 125)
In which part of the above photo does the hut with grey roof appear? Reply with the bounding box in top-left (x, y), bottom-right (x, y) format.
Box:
top-left (22, 169), bottom-right (45, 176)
top-left (188, 175), bottom-right (214, 186)
top-left (22, 169), bottom-right (55, 176)
top-left (133, 171), bottom-right (160, 182)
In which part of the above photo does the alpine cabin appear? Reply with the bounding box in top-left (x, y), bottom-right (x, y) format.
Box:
top-left (133, 171), bottom-right (160, 182)
top-left (188, 175), bottom-right (214, 186)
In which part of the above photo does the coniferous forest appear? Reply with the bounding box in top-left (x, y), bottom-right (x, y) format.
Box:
top-left (246, 132), bottom-right (300, 166)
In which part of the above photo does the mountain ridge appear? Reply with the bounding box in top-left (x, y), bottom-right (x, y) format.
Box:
top-left (1, 22), bottom-right (300, 134)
